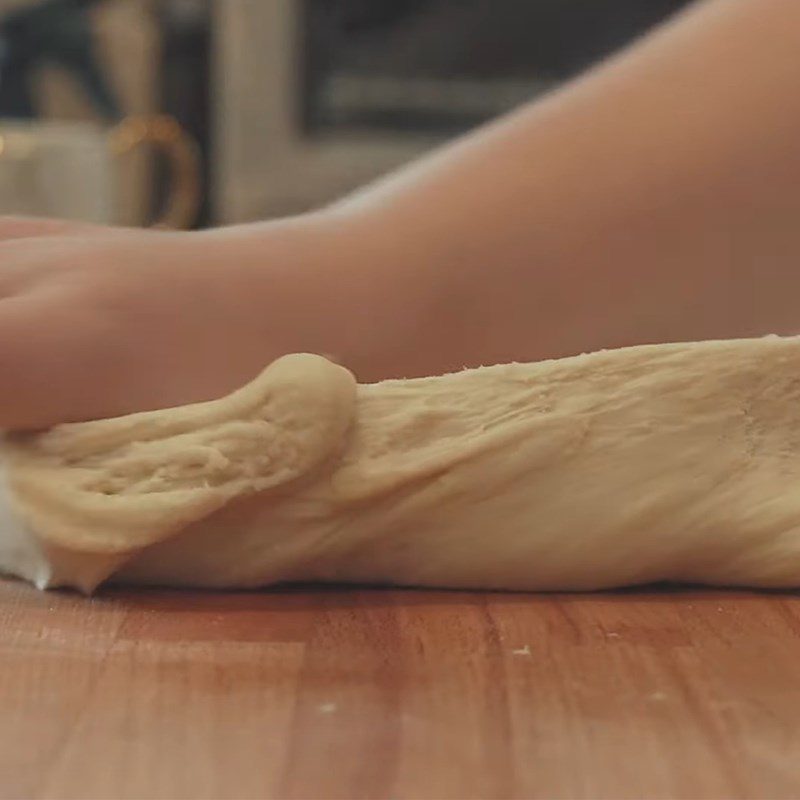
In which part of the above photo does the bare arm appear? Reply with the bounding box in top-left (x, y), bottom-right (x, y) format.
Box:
top-left (307, 0), bottom-right (800, 375)
top-left (1, 0), bottom-right (799, 428)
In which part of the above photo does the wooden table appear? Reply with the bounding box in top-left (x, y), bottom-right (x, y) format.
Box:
top-left (2, 580), bottom-right (800, 800)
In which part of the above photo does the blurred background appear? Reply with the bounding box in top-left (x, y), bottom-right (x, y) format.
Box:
top-left (0, 0), bottom-right (692, 230)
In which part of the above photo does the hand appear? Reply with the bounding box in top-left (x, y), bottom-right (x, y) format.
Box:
top-left (0, 216), bottom-right (335, 429)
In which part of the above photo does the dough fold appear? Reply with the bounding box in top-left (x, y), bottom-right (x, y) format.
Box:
top-left (4, 336), bottom-right (800, 593)
top-left (1, 354), bottom-right (356, 590)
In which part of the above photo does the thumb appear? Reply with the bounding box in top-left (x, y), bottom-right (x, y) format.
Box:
top-left (0, 290), bottom-right (119, 430)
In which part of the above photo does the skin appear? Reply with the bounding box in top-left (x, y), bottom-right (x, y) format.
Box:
top-left (0, 0), bottom-right (799, 429)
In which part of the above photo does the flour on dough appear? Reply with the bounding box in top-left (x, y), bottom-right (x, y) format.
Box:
top-left (3, 336), bottom-right (800, 593)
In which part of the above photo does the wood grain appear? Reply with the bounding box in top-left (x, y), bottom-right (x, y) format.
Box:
top-left (2, 580), bottom-right (800, 799)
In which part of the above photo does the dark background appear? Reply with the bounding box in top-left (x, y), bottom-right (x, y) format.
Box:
top-left (0, 0), bottom-right (693, 227)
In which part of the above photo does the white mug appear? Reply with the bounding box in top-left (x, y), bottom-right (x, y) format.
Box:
top-left (0, 116), bottom-right (201, 228)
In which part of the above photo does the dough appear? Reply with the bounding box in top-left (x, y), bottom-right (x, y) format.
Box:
top-left (4, 336), bottom-right (800, 593)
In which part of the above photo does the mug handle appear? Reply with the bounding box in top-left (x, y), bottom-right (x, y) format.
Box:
top-left (108, 115), bottom-right (202, 230)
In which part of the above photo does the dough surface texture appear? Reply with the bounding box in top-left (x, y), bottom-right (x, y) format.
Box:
top-left (3, 336), bottom-right (800, 593)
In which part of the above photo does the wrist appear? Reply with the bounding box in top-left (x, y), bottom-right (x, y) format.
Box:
top-left (198, 208), bottom-right (452, 381)
top-left (318, 206), bottom-right (476, 380)
top-left (310, 207), bottom-right (456, 380)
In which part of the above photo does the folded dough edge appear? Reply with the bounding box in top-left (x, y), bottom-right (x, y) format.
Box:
top-left (0, 353), bottom-right (357, 592)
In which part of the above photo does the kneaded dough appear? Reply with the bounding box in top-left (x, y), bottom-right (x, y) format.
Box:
top-left (4, 336), bottom-right (800, 593)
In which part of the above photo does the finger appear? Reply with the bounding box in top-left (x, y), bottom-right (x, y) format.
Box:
top-left (0, 216), bottom-right (118, 242)
top-left (0, 228), bottom-right (147, 300)
top-left (0, 290), bottom-right (121, 430)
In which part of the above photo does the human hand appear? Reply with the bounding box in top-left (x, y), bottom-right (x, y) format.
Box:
top-left (0, 215), bottom-right (342, 429)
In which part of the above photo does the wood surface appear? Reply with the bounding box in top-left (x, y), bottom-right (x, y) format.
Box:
top-left (2, 579), bottom-right (800, 799)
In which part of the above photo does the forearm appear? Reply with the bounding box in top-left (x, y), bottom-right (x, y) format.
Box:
top-left (225, 0), bottom-right (800, 381)
top-left (357, 0), bottom-right (800, 360)
top-left (329, 0), bottom-right (800, 375)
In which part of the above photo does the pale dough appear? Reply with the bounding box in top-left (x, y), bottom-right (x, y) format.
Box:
top-left (3, 336), bottom-right (800, 593)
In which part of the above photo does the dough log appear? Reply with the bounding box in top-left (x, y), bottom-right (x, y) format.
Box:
top-left (3, 336), bottom-right (800, 593)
